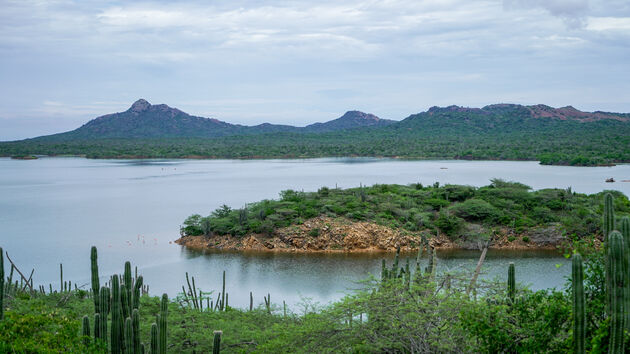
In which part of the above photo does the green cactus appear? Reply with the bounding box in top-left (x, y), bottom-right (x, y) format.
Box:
top-left (94, 313), bottom-right (101, 341)
top-left (1, 247), bottom-right (4, 321)
top-left (133, 276), bottom-right (143, 310)
top-left (221, 271), bottom-right (226, 311)
top-left (213, 330), bottom-right (222, 354)
top-left (381, 259), bottom-right (388, 280)
top-left (82, 315), bottom-right (91, 347)
top-left (111, 275), bottom-right (122, 354)
top-left (124, 317), bottom-right (132, 354)
top-left (159, 294), bottom-right (168, 354)
top-left (98, 286), bottom-right (109, 344)
top-left (603, 193), bottom-right (615, 241)
top-left (151, 323), bottom-right (159, 354)
top-left (121, 285), bottom-right (130, 320)
top-left (124, 261), bottom-right (132, 304)
top-left (91, 246), bottom-right (100, 313)
top-left (508, 262), bottom-right (515, 302)
top-left (622, 216), bottom-right (630, 333)
top-left (60, 263), bottom-right (63, 293)
top-left (132, 309), bottom-right (140, 354)
top-left (572, 253), bottom-right (585, 354)
top-left (608, 231), bottom-right (625, 354)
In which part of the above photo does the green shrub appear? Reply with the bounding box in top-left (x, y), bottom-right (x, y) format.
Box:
top-left (450, 199), bottom-right (501, 222)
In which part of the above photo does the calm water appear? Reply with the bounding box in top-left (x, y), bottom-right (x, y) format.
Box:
top-left (1, 157), bottom-right (628, 309)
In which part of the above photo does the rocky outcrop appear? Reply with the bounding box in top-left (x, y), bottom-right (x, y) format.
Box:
top-left (175, 217), bottom-right (568, 253)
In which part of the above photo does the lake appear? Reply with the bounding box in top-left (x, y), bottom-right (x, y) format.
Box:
top-left (1, 157), bottom-right (628, 310)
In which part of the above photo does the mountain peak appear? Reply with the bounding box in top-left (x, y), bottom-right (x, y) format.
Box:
top-left (129, 99), bottom-right (151, 112)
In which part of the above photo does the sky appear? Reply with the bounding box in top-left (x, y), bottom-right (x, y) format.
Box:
top-left (1, 0), bottom-right (629, 140)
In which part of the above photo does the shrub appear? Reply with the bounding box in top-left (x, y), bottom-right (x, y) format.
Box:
top-left (450, 199), bottom-right (501, 222)
top-left (434, 211), bottom-right (463, 237)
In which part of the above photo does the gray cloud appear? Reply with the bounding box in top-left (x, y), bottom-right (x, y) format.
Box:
top-left (0, 0), bottom-right (629, 140)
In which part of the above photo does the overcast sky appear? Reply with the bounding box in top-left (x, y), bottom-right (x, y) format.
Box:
top-left (1, 0), bottom-right (629, 140)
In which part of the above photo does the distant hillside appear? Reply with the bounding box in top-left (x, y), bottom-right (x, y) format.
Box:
top-left (1, 101), bottom-right (629, 166)
top-left (34, 99), bottom-right (389, 140)
top-left (303, 111), bottom-right (394, 133)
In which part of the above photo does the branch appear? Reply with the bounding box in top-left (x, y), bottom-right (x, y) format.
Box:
top-left (5, 251), bottom-right (34, 292)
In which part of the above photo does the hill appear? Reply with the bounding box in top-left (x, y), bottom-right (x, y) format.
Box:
top-left (34, 99), bottom-right (391, 140)
top-left (0, 101), bottom-right (628, 166)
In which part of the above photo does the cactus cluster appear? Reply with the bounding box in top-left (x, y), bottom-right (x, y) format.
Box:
top-left (86, 247), bottom-right (154, 353)
top-left (569, 194), bottom-right (630, 353)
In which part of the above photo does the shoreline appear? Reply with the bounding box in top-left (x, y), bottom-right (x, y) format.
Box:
top-left (175, 216), bottom-right (571, 254)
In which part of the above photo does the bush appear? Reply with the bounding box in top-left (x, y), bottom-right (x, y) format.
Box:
top-left (434, 211), bottom-right (463, 237)
top-left (450, 199), bottom-right (501, 222)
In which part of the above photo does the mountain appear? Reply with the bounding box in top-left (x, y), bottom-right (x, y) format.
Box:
top-left (303, 111), bottom-right (395, 133)
top-left (35, 99), bottom-right (388, 140)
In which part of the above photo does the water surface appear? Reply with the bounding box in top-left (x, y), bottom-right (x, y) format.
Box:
top-left (1, 157), bottom-right (627, 309)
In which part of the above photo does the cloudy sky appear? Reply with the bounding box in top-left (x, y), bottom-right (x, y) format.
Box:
top-left (1, 0), bottom-right (629, 140)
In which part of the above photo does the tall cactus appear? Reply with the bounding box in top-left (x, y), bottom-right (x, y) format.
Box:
top-left (111, 275), bottom-right (122, 354)
top-left (603, 193), bottom-right (615, 241)
top-left (91, 246), bottom-right (100, 313)
top-left (133, 276), bottom-right (143, 310)
top-left (132, 309), bottom-right (140, 354)
top-left (159, 294), bottom-right (168, 354)
top-left (124, 317), bottom-right (132, 354)
top-left (94, 313), bottom-right (101, 341)
top-left (608, 231), bottom-right (625, 354)
top-left (572, 254), bottom-right (585, 354)
top-left (621, 216), bottom-right (630, 333)
top-left (507, 262), bottom-right (515, 302)
top-left (221, 271), bottom-right (226, 311)
top-left (213, 330), bottom-right (222, 354)
top-left (124, 261), bottom-right (132, 305)
top-left (98, 286), bottom-right (109, 344)
top-left (82, 315), bottom-right (91, 347)
top-left (151, 323), bottom-right (159, 354)
top-left (0, 247), bottom-right (4, 321)
top-left (121, 285), bottom-right (130, 320)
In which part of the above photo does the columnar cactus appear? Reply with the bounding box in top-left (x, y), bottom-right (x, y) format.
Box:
top-left (221, 271), bottom-right (226, 311)
top-left (508, 262), bottom-right (515, 302)
top-left (151, 323), bottom-right (159, 354)
top-left (124, 261), bottom-right (132, 305)
top-left (213, 330), bottom-right (222, 354)
top-left (0, 247), bottom-right (4, 321)
top-left (603, 193), bottom-right (615, 241)
top-left (608, 231), bottom-right (625, 354)
top-left (111, 275), bottom-right (122, 354)
top-left (82, 315), bottom-right (91, 347)
top-left (622, 216), bottom-right (630, 333)
top-left (132, 309), bottom-right (140, 353)
top-left (159, 294), bottom-right (168, 354)
top-left (94, 313), bottom-right (101, 341)
top-left (91, 246), bottom-right (100, 313)
top-left (124, 317), bottom-right (132, 354)
top-left (133, 276), bottom-right (143, 310)
top-left (98, 286), bottom-right (109, 344)
top-left (572, 254), bottom-right (585, 354)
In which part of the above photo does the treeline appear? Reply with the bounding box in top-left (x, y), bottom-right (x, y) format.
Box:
top-left (181, 180), bottom-right (630, 242)
top-left (1, 109), bottom-right (629, 166)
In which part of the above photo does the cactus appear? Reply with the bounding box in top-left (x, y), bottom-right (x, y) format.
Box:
top-left (159, 294), bottom-right (168, 354)
top-left (98, 286), bottom-right (109, 344)
top-left (151, 323), bottom-right (159, 354)
top-left (603, 193), bottom-right (615, 241)
top-left (572, 253), bottom-right (585, 354)
top-left (94, 313), bottom-right (101, 342)
top-left (124, 262), bottom-right (132, 309)
top-left (91, 246), bottom-right (100, 313)
top-left (124, 317), bottom-right (132, 354)
top-left (133, 276), bottom-right (143, 310)
top-left (250, 291), bottom-right (253, 311)
top-left (221, 271), bottom-right (226, 311)
top-left (111, 275), bottom-right (122, 354)
top-left (82, 315), bottom-right (91, 347)
top-left (213, 330), bottom-right (222, 354)
top-left (121, 285), bottom-right (130, 320)
top-left (60, 263), bottom-right (63, 292)
top-left (608, 231), bottom-right (625, 353)
top-left (621, 216), bottom-right (630, 333)
top-left (132, 309), bottom-right (140, 354)
top-left (507, 262), bottom-right (515, 302)
top-left (0, 247), bottom-right (4, 321)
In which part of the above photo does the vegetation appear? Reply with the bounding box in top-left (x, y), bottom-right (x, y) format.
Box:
top-left (181, 181), bottom-right (630, 245)
top-left (1, 104), bottom-right (629, 166)
top-left (2, 193), bottom-right (630, 352)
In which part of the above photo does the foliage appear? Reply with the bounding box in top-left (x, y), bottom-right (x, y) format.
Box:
top-left (180, 182), bottom-right (630, 243)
